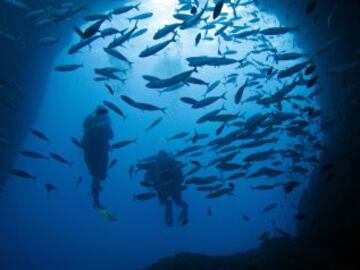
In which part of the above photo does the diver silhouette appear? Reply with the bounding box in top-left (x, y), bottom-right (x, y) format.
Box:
top-left (143, 151), bottom-right (189, 226)
top-left (82, 106), bottom-right (114, 213)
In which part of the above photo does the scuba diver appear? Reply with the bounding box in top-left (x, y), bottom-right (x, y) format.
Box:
top-left (142, 151), bottom-right (189, 226)
top-left (82, 106), bottom-right (116, 221)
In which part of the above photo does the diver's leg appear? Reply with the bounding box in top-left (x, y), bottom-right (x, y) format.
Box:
top-left (164, 199), bottom-right (173, 227)
top-left (159, 191), bottom-right (173, 226)
top-left (92, 177), bottom-right (102, 209)
top-left (173, 191), bottom-right (189, 225)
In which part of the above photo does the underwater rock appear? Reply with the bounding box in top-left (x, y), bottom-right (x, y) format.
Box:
top-left (145, 238), bottom-right (345, 270)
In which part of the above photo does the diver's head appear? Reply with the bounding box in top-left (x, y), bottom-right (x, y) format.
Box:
top-left (158, 150), bottom-right (168, 160)
top-left (95, 105), bottom-right (108, 116)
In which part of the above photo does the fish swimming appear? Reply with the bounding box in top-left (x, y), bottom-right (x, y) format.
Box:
top-left (30, 129), bottom-right (50, 143)
top-left (153, 23), bottom-right (181, 40)
top-left (84, 13), bottom-right (112, 22)
top-left (188, 77), bottom-right (209, 87)
top-left (260, 26), bottom-right (298, 36)
top-left (195, 33), bottom-right (201, 46)
top-left (108, 159), bottom-right (118, 169)
top-left (145, 117), bottom-right (163, 132)
top-left (180, 0), bottom-right (209, 29)
top-left (50, 152), bottom-right (72, 166)
top-left (180, 97), bottom-right (198, 106)
top-left (234, 79), bottom-right (249, 104)
top-left (273, 52), bottom-right (307, 62)
top-left (130, 28), bottom-right (148, 40)
top-left (251, 184), bottom-right (278, 191)
top-left (139, 33), bottom-right (176, 58)
top-left (197, 183), bottom-right (223, 192)
top-left (217, 163), bottom-right (246, 171)
top-left (103, 100), bottom-right (127, 119)
top-left (129, 166), bottom-right (134, 180)
top-left (121, 95), bottom-right (166, 113)
top-left (78, 18), bottom-right (107, 39)
top-left (145, 69), bottom-right (195, 89)
top-left (101, 27), bottom-right (123, 38)
top-left (111, 139), bottom-right (137, 149)
top-left (133, 192), bottom-right (157, 201)
top-left (185, 166), bottom-right (202, 177)
top-left (9, 169), bottom-right (36, 180)
top-left (213, 0), bottom-right (225, 19)
top-left (283, 181), bottom-right (301, 194)
top-left (197, 105), bottom-right (225, 124)
top-left (192, 93), bottom-right (226, 109)
top-left (128, 12), bottom-right (153, 22)
top-left (176, 145), bottom-right (203, 156)
top-left (249, 167), bottom-right (283, 178)
top-left (204, 80), bottom-right (221, 96)
top-left (277, 61), bottom-right (311, 79)
top-left (261, 203), bottom-right (278, 213)
top-left (187, 130), bottom-right (209, 144)
top-left (54, 64), bottom-right (83, 72)
top-left (186, 176), bottom-right (218, 185)
top-left (166, 132), bottom-right (189, 141)
top-left (206, 184), bottom-right (235, 199)
top-left (68, 35), bottom-right (101, 54)
top-left (44, 183), bottom-right (57, 193)
top-left (108, 23), bottom-right (138, 49)
top-left (112, 3), bottom-right (141, 15)
top-left (226, 172), bottom-right (247, 180)
top-left (105, 83), bottom-right (114, 95)
top-left (103, 48), bottom-right (133, 66)
top-left (187, 56), bottom-right (242, 68)
top-left (20, 150), bottom-right (49, 160)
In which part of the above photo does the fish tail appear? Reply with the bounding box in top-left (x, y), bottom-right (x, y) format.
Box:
top-left (135, 3), bottom-right (141, 10)
top-left (134, 21), bottom-right (139, 29)
top-left (73, 26), bottom-right (85, 39)
top-left (220, 92), bottom-right (227, 100)
top-left (172, 32), bottom-right (177, 42)
top-left (160, 108), bottom-right (167, 114)
top-left (107, 13), bottom-right (113, 22)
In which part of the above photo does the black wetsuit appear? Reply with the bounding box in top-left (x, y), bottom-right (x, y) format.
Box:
top-left (82, 114), bottom-right (113, 208)
top-left (144, 154), bottom-right (188, 226)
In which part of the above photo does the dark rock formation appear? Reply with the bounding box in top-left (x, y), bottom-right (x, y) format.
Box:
top-left (145, 238), bottom-right (348, 270)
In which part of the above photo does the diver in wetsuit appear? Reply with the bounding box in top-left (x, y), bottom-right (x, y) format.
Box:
top-left (144, 151), bottom-right (189, 226)
top-left (82, 106), bottom-right (114, 210)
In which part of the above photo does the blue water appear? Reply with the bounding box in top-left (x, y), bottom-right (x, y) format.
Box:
top-left (0, 1), bottom-right (323, 269)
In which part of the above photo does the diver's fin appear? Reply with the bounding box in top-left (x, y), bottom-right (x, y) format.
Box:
top-left (96, 207), bottom-right (117, 222)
